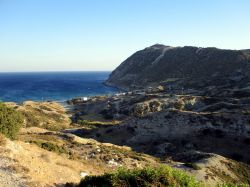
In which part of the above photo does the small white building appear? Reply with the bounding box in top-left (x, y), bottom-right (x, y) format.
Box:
top-left (80, 97), bottom-right (88, 101)
top-left (115, 92), bottom-right (126, 97)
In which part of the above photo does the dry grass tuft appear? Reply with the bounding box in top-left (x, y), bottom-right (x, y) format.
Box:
top-left (0, 133), bottom-right (7, 146)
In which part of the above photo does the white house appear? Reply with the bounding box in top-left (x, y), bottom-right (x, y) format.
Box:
top-left (80, 97), bottom-right (88, 101)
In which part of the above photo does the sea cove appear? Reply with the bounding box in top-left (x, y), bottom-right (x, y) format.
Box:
top-left (0, 72), bottom-right (118, 103)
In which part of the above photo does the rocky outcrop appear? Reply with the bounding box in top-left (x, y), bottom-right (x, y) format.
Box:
top-left (105, 44), bottom-right (250, 91)
top-left (69, 90), bottom-right (250, 164)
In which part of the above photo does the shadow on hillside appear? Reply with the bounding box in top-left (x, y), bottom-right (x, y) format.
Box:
top-left (63, 120), bottom-right (250, 165)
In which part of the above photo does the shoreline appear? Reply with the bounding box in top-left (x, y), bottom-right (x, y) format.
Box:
top-left (1, 87), bottom-right (120, 106)
top-left (0, 72), bottom-right (119, 105)
top-left (3, 91), bottom-right (119, 111)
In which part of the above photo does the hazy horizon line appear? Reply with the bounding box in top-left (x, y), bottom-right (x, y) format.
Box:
top-left (0, 70), bottom-right (113, 73)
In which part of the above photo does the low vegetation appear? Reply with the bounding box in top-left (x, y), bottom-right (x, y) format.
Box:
top-left (30, 140), bottom-right (68, 155)
top-left (217, 184), bottom-right (250, 187)
top-left (184, 162), bottom-right (201, 170)
top-left (221, 160), bottom-right (250, 184)
top-left (0, 133), bottom-right (6, 146)
top-left (76, 165), bottom-right (202, 187)
top-left (77, 119), bottom-right (118, 128)
top-left (0, 102), bottom-right (23, 140)
top-left (19, 103), bottom-right (70, 131)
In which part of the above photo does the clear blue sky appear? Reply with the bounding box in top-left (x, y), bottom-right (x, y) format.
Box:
top-left (0, 0), bottom-right (250, 72)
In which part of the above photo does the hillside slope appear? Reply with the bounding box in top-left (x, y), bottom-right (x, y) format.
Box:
top-left (105, 44), bottom-right (250, 90)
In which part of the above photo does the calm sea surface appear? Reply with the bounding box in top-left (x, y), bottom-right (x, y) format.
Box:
top-left (0, 72), bottom-right (118, 103)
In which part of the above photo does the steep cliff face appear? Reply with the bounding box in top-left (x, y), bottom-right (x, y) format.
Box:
top-left (105, 44), bottom-right (250, 90)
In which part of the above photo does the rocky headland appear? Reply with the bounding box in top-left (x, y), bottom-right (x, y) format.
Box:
top-left (0, 44), bottom-right (250, 186)
top-left (105, 44), bottom-right (250, 92)
top-left (69, 44), bottom-right (250, 185)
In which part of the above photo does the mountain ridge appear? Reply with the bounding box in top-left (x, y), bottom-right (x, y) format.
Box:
top-left (105, 44), bottom-right (250, 91)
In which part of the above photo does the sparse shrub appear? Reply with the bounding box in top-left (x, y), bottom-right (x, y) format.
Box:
top-left (0, 103), bottom-right (23, 140)
top-left (185, 103), bottom-right (194, 111)
top-left (39, 105), bottom-right (53, 111)
top-left (21, 111), bottom-right (40, 127)
top-left (174, 101), bottom-right (184, 110)
top-left (0, 133), bottom-right (6, 146)
top-left (20, 106), bottom-right (70, 131)
top-left (221, 160), bottom-right (250, 184)
top-left (48, 112), bottom-right (64, 122)
top-left (77, 119), bottom-right (90, 125)
top-left (184, 163), bottom-right (201, 170)
top-left (30, 140), bottom-right (68, 154)
top-left (68, 151), bottom-right (79, 160)
top-left (130, 103), bottom-right (145, 117)
top-left (149, 100), bottom-right (161, 112)
top-left (77, 165), bottom-right (202, 187)
top-left (8, 164), bottom-right (30, 173)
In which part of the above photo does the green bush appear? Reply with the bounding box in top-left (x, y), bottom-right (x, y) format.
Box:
top-left (30, 140), bottom-right (68, 154)
top-left (77, 165), bottom-right (202, 187)
top-left (0, 103), bottom-right (23, 140)
top-left (77, 119), bottom-right (90, 125)
top-left (21, 111), bottom-right (40, 127)
top-left (174, 101), bottom-right (184, 110)
top-left (184, 163), bottom-right (201, 170)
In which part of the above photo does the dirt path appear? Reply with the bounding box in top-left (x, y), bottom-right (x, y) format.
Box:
top-left (152, 46), bottom-right (172, 65)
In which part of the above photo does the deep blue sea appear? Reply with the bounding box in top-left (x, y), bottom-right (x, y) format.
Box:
top-left (0, 72), bottom-right (118, 103)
